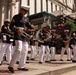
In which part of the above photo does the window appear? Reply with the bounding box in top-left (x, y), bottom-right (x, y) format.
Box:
top-left (51, 2), bottom-right (53, 12)
top-left (27, 0), bottom-right (30, 15)
top-left (63, 0), bottom-right (66, 3)
top-left (41, 0), bottom-right (43, 12)
top-left (19, 0), bottom-right (21, 12)
top-left (59, 7), bottom-right (61, 10)
top-left (55, 5), bottom-right (57, 11)
top-left (34, 0), bottom-right (37, 14)
top-left (46, 0), bottom-right (48, 12)
top-left (27, 0), bottom-right (30, 5)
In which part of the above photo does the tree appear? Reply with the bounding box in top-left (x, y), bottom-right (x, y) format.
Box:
top-left (66, 20), bottom-right (76, 35)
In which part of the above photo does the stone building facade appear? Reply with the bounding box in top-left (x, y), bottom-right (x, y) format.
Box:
top-left (0, 0), bottom-right (76, 27)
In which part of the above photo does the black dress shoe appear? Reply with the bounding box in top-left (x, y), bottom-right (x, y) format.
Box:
top-left (16, 61), bottom-right (19, 64)
top-left (39, 62), bottom-right (42, 64)
top-left (67, 59), bottom-right (71, 61)
top-left (60, 59), bottom-right (63, 61)
top-left (31, 58), bottom-right (35, 60)
top-left (26, 61), bottom-right (29, 63)
top-left (72, 60), bottom-right (76, 63)
top-left (50, 59), bottom-right (57, 61)
top-left (0, 63), bottom-right (2, 66)
top-left (45, 61), bottom-right (50, 63)
top-left (8, 66), bottom-right (14, 73)
top-left (27, 56), bottom-right (29, 60)
top-left (0, 61), bottom-right (3, 66)
top-left (18, 68), bottom-right (28, 71)
top-left (7, 63), bottom-right (9, 65)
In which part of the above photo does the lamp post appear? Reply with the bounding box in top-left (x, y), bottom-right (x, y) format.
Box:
top-left (61, 9), bottom-right (66, 23)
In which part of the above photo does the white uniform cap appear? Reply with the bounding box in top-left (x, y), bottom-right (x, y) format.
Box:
top-left (21, 5), bottom-right (30, 11)
top-left (51, 29), bottom-right (56, 32)
top-left (73, 33), bottom-right (75, 36)
top-left (4, 19), bottom-right (10, 22)
top-left (64, 29), bottom-right (69, 32)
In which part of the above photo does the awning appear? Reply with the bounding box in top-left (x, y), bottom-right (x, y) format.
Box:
top-left (28, 11), bottom-right (57, 25)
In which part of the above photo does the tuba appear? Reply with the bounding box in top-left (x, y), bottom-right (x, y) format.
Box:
top-left (35, 28), bottom-right (52, 43)
top-left (35, 29), bottom-right (44, 43)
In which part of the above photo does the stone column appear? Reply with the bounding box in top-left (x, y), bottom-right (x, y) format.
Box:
top-left (0, 0), bottom-right (8, 27)
top-left (21, 0), bottom-right (28, 5)
top-left (8, 0), bottom-right (20, 19)
top-left (8, 0), bottom-right (16, 19)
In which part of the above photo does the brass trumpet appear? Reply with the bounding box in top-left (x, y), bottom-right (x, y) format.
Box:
top-left (14, 26), bottom-right (33, 39)
top-left (22, 30), bottom-right (33, 39)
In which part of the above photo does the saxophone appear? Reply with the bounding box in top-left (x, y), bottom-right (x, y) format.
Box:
top-left (65, 37), bottom-right (70, 48)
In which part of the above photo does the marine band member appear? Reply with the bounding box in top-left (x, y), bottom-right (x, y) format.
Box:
top-left (29, 31), bottom-right (37, 60)
top-left (39, 26), bottom-right (50, 64)
top-left (8, 5), bottom-right (35, 73)
top-left (0, 19), bottom-right (12, 65)
top-left (60, 29), bottom-right (71, 61)
top-left (70, 32), bottom-right (76, 62)
top-left (50, 29), bottom-right (57, 61)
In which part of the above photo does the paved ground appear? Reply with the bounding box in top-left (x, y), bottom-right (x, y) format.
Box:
top-left (0, 54), bottom-right (75, 75)
top-left (60, 70), bottom-right (76, 75)
top-left (0, 44), bottom-right (75, 75)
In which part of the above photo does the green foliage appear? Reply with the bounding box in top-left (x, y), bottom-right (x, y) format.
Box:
top-left (66, 20), bottom-right (76, 32)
